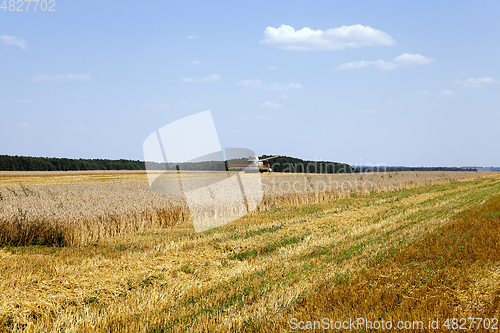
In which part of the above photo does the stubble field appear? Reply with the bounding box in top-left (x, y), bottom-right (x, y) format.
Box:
top-left (0, 170), bottom-right (499, 332)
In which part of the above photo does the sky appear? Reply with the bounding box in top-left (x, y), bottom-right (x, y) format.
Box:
top-left (1, 1), bottom-right (499, 167)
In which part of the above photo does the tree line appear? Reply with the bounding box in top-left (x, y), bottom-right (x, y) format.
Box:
top-left (352, 166), bottom-right (477, 172)
top-left (0, 154), bottom-right (477, 172)
top-left (0, 155), bottom-right (145, 171)
top-left (0, 154), bottom-right (353, 173)
top-left (260, 155), bottom-right (353, 173)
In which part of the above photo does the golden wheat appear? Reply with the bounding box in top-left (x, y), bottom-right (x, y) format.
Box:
top-left (0, 171), bottom-right (490, 246)
top-left (0, 173), bottom-right (498, 332)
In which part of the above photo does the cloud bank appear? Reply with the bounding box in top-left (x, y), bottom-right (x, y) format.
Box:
top-left (452, 77), bottom-right (495, 88)
top-left (338, 53), bottom-right (433, 71)
top-left (237, 79), bottom-right (302, 91)
top-left (412, 91), bottom-right (431, 96)
top-left (440, 90), bottom-right (458, 97)
top-left (180, 74), bottom-right (221, 82)
top-left (261, 24), bottom-right (396, 51)
top-left (260, 101), bottom-right (282, 108)
top-left (0, 35), bottom-right (27, 49)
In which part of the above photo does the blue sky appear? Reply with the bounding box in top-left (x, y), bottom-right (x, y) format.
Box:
top-left (1, 1), bottom-right (499, 167)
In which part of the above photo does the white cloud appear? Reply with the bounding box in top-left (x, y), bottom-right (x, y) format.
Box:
top-left (260, 101), bottom-right (282, 108)
top-left (237, 79), bottom-right (302, 91)
top-left (261, 24), bottom-right (396, 51)
top-left (440, 90), bottom-right (458, 97)
top-left (180, 74), bottom-right (221, 82)
top-left (189, 60), bottom-right (202, 65)
top-left (30, 74), bottom-right (91, 82)
top-left (270, 66), bottom-right (277, 70)
top-left (338, 53), bottom-right (433, 71)
top-left (256, 115), bottom-right (273, 121)
top-left (13, 99), bottom-right (33, 103)
top-left (412, 90), bottom-right (431, 96)
top-left (17, 122), bottom-right (30, 128)
top-left (0, 35), bottom-right (27, 49)
top-left (281, 94), bottom-right (289, 99)
top-left (452, 77), bottom-right (495, 88)
top-left (393, 53), bottom-right (434, 66)
top-left (240, 116), bottom-right (249, 121)
top-left (187, 35), bottom-right (198, 39)
top-left (386, 100), bottom-right (395, 104)
top-left (338, 59), bottom-right (397, 71)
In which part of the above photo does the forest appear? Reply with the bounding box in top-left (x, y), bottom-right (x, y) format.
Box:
top-left (0, 154), bottom-right (476, 173)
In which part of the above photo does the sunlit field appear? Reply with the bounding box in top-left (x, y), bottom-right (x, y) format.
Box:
top-left (1, 171), bottom-right (499, 332)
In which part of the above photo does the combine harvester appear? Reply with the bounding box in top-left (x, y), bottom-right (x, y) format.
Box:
top-left (227, 156), bottom-right (280, 173)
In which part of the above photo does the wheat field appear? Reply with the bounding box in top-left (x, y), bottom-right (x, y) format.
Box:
top-left (0, 170), bottom-right (485, 246)
top-left (0, 171), bottom-right (499, 332)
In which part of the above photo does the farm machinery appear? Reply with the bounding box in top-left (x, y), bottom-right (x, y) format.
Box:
top-left (227, 155), bottom-right (280, 173)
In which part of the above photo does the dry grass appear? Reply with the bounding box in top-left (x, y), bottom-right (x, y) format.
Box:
top-left (0, 171), bottom-right (488, 246)
top-left (0, 172), bottom-right (498, 332)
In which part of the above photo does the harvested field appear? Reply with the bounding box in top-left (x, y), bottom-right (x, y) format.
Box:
top-left (0, 171), bottom-right (499, 332)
